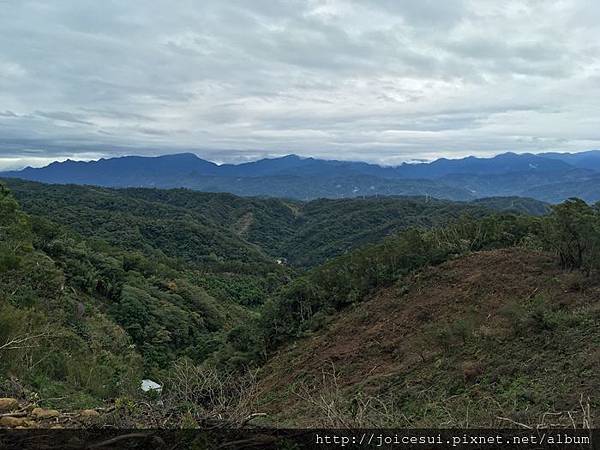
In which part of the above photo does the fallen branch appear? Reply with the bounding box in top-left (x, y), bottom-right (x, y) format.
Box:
top-left (0, 331), bottom-right (52, 351)
top-left (0, 411), bottom-right (28, 418)
top-left (239, 412), bottom-right (267, 427)
top-left (496, 416), bottom-right (532, 429)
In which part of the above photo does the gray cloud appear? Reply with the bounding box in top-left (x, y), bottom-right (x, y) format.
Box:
top-left (1, 0), bottom-right (600, 169)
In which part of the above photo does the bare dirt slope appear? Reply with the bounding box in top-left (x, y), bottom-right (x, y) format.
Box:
top-left (258, 248), bottom-right (599, 427)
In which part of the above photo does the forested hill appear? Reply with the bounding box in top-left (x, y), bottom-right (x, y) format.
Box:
top-left (3, 179), bottom-right (548, 267)
top-left (1, 177), bottom-right (598, 428)
top-left (0, 181), bottom-right (286, 412)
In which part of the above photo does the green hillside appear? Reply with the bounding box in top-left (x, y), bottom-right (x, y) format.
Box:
top-left (3, 179), bottom-right (548, 268)
top-left (1, 179), bottom-right (597, 429)
top-left (3, 180), bottom-right (276, 270)
top-left (0, 183), bottom-right (286, 410)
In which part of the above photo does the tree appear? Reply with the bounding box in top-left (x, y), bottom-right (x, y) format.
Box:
top-left (544, 198), bottom-right (600, 272)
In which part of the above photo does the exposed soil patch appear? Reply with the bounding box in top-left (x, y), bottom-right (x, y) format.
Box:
top-left (257, 248), bottom-right (600, 427)
top-left (233, 212), bottom-right (255, 236)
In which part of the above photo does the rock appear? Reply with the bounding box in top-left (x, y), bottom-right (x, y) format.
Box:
top-left (31, 408), bottom-right (59, 419)
top-left (0, 398), bottom-right (19, 412)
top-left (79, 409), bottom-right (100, 418)
top-left (0, 416), bottom-right (27, 427)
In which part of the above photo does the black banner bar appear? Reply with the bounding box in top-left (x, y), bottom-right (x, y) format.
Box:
top-left (0, 429), bottom-right (596, 450)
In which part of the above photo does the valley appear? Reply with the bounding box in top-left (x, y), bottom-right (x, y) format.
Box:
top-left (3, 0), bottom-right (600, 441)
top-left (1, 177), bottom-right (598, 429)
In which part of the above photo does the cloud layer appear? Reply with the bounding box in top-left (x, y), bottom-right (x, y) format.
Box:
top-left (1, 0), bottom-right (600, 168)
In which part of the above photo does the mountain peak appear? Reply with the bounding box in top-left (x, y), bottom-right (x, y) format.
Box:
top-left (1, 150), bottom-right (599, 203)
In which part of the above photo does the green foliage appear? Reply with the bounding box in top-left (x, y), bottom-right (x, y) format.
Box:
top-left (0, 188), bottom-right (143, 407)
top-left (193, 273), bottom-right (286, 308)
top-left (3, 180), bottom-right (283, 272)
top-left (472, 196), bottom-right (551, 216)
top-left (542, 198), bottom-right (600, 272)
top-left (259, 213), bottom-right (540, 353)
top-left (0, 183), bottom-right (255, 408)
top-left (5, 178), bottom-right (543, 269)
top-left (2, 176), bottom-right (600, 420)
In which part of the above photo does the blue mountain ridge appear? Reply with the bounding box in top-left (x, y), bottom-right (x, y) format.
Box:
top-left (2, 150), bottom-right (600, 203)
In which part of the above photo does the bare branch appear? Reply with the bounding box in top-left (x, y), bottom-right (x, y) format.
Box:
top-left (0, 331), bottom-right (52, 352)
top-left (496, 417), bottom-right (533, 429)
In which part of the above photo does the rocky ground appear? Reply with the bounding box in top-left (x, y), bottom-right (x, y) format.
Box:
top-left (0, 397), bottom-right (103, 429)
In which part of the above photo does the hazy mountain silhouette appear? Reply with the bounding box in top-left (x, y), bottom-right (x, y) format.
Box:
top-left (2, 151), bottom-right (599, 202)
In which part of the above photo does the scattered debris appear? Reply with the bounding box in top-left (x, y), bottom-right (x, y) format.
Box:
top-left (31, 407), bottom-right (59, 419)
top-left (0, 416), bottom-right (27, 427)
top-left (0, 398), bottom-right (18, 412)
top-left (0, 399), bottom-right (103, 429)
top-left (80, 409), bottom-right (100, 418)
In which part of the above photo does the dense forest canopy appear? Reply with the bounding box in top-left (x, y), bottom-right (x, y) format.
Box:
top-left (3, 179), bottom-right (548, 268)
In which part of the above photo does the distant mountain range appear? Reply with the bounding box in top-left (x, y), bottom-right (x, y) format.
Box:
top-left (2, 150), bottom-right (600, 202)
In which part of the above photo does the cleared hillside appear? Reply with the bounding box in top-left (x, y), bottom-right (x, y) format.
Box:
top-left (257, 248), bottom-right (599, 428)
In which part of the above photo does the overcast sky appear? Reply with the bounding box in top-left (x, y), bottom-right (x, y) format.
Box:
top-left (1, 0), bottom-right (600, 169)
